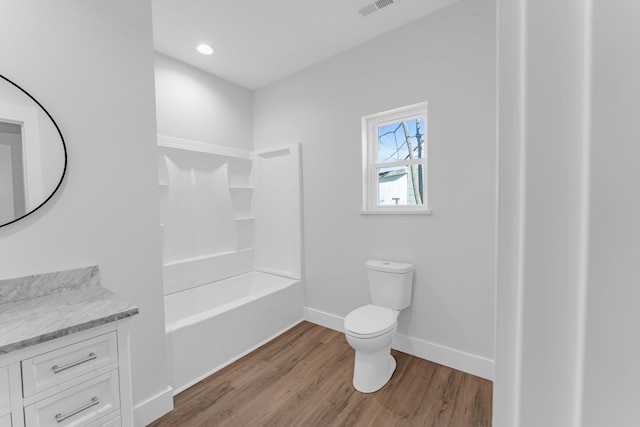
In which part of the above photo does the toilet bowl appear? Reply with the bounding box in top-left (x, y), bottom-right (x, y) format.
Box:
top-left (345, 304), bottom-right (399, 393)
top-left (344, 260), bottom-right (414, 393)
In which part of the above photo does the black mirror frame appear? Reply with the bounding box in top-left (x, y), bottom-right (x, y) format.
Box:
top-left (0, 74), bottom-right (68, 228)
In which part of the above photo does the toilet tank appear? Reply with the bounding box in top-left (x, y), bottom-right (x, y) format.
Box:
top-left (366, 260), bottom-right (414, 310)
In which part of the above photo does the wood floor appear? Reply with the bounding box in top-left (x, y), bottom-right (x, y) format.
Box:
top-left (149, 322), bottom-right (492, 427)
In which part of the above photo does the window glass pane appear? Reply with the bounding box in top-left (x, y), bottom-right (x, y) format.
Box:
top-left (377, 118), bottom-right (425, 163)
top-left (377, 164), bottom-right (424, 206)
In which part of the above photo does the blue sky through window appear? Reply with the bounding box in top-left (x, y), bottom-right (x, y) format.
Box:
top-left (377, 118), bottom-right (424, 164)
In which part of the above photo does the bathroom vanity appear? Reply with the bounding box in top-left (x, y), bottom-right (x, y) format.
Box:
top-left (0, 267), bottom-right (138, 427)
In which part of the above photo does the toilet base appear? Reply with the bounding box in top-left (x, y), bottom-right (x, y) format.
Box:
top-left (352, 348), bottom-right (397, 393)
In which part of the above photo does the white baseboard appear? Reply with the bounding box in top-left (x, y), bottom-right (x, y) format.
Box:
top-left (303, 306), bottom-right (494, 381)
top-left (392, 334), bottom-right (494, 381)
top-left (304, 306), bottom-right (345, 332)
top-left (134, 385), bottom-right (174, 427)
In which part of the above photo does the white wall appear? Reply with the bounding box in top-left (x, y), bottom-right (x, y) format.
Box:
top-left (154, 54), bottom-right (253, 150)
top-left (494, 0), bottom-right (591, 425)
top-left (0, 0), bottom-right (170, 423)
top-left (582, 1), bottom-right (640, 425)
top-left (494, 1), bottom-right (640, 426)
top-left (254, 0), bottom-right (496, 368)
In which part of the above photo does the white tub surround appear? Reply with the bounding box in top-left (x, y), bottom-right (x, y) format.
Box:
top-left (0, 266), bottom-right (138, 426)
top-left (158, 137), bottom-right (304, 394)
top-left (252, 146), bottom-right (303, 279)
top-left (158, 138), bottom-right (254, 293)
top-left (158, 136), bottom-right (303, 292)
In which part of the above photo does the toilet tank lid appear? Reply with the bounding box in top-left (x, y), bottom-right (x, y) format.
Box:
top-left (366, 260), bottom-right (413, 274)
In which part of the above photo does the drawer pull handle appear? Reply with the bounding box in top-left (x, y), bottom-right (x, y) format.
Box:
top-left (55, 396), bottom-right (100, 423)
top-left (52, 352), bottom-right (97, 374)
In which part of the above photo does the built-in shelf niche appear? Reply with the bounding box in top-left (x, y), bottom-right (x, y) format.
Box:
top-left (227, 157), bottom-right (254, 248)
top-left (235, 217), bottom-right (254, 251)
top-left (232, 187), bottom-right (254, 250)
top-left (157, 152), bottom-right (170, 230)
top-left (230, 186), bottom-right (253, 219)
top-left (228, 158), bottom-right (252, 188)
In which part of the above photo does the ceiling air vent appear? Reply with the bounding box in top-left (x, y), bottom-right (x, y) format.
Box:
top-left (358, 0), bottom-right (395, 17)
top-left (375, 0), bottom-right (394, 9)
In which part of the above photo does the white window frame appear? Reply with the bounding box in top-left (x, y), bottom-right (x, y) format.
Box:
top-left (361, 102), bottom-right (430, 214)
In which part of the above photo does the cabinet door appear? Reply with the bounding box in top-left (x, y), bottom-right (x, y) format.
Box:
top-left (0, 366), bottom-right (9, 414)
top-left (22, 333), bottom-right (117, 397)
top-left (24, 370), bottom-right (120, 427)
top-left (0, 414), bottom-right (10, 427)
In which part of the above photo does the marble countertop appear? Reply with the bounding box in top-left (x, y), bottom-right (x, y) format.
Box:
top-left (0, 266), bottom-right (138, 355)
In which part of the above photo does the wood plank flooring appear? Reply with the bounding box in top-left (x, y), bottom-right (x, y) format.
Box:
top-left (149, 322), bottom-right (492, 427)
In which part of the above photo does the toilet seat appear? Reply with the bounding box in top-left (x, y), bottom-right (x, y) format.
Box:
top-left (344, 304), bottom-right (397, 339)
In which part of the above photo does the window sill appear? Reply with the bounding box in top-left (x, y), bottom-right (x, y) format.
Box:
top-left (360, 210), bottom-right (433, 216)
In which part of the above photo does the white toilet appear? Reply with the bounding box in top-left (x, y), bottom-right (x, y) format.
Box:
top-left (344, 259), bottom-right (414, 393)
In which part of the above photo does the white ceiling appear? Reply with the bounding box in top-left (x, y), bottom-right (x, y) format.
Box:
top-left (151, 0), bottom-right (460, 89)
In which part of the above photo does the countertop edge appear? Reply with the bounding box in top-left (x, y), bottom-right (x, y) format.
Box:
top-left (0, 307), bottom-right (139, 356)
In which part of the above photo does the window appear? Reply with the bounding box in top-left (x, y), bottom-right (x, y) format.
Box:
top-left (362, 102), bottom-right (429, 214)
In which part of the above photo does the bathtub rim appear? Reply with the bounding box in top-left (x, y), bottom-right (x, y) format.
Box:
top-left (164, 271), bottom-right (302, 334)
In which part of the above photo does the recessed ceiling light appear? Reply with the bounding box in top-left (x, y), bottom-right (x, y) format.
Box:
top-left (196, 44), bottom-right (215, 55)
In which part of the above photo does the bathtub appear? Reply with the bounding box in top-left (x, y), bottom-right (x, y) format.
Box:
top-left (164, 271), bottom-right (304, 394)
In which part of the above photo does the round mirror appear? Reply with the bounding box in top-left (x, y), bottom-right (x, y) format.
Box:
top-left (0, 74), bottom-right (67, 227)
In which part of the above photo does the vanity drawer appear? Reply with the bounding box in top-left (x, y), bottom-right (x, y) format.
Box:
top-left (24, 370), bottom-right (120, 427)
top-left (0, 366), bottom-right (9, 412)
top-left (0, 414), bottom-right (10, 427)
top-left (22, 333), bottom-right (118, 397)
top-left (87, 415), bottom-right (120, 427)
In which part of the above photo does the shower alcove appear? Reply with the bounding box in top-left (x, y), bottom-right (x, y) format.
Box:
top-left (157, 135), bottom-right (304, 394)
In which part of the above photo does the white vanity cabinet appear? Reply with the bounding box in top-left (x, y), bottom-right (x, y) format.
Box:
top-left (0, 321), bottom-right (134, 427)
top-left (0, 365), bottom-right (10, 427)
